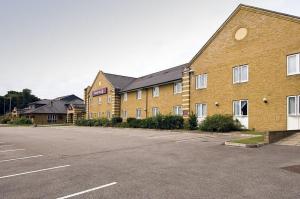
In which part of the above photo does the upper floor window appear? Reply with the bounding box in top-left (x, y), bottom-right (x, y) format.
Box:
top-left (152, 107), bottom-right (160, 116)
top-left (124, 93), bottom-right (128, 101)
top-left (173, 106), bottom-right (183, 116)
top-left (137, 90), bottom-right (142, 100)
top-left (233, 65), bottom-right (248, 84)
top-left (107, 95), bottom-right (112, 104)
top-left (98, 97), bottom-right (102, 104)
top-left (196, 74), bottom-right (207, 89)
top-left (174, 82), bottom-right (182, 94)
top-left (287, 53), bottom-right (300, 75)
top-left (196, 103), bottom-right (207, 118)
top-left (153, 87), bottom-right (159, 97)
top-left (136, 108), bottom-right (142, 119)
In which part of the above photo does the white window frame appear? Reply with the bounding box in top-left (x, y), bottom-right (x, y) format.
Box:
top-left (173, 106), bottom-right (183, 116)
top-left (98, 97), bottom-right (102, 105)
top-left (233, 100), bottom-right (248, 116)
top-left (47, 114), bottom-right (57, 123)
top-left (122, 110), bottom-right (128, 118)
top-left (107, 111), bottom-right (111, 119)
top-left (137, 90), bottom-right (142, 100)
top-left (123, 93), bottom-right (128, 101)
top-left (136, 108), bottom-right (142, 119)
top-left (196, 74), bottom-right (207, 89)
top-left (287, 53), bottom-right (300, 76)
top-left (153, 87), bottom-right (159, 97)
top-left (107, 95), bottom-right (112, 104)
top-left (233, 65), bottom-right (248, 84)
top-left (152, 107), bottom-right (160, 116)
top-left (196, 103), bottom-right (207, 118)
top-left (174, 82), bottom-right (182, 94)
top-left (287, 96), bottom-right (300, 116)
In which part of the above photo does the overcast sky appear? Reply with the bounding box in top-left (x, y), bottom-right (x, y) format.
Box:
top-left (0, 0), bottom-right (299, 99)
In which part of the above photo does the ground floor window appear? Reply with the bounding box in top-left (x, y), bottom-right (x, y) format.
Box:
top-left (173, 106), bottom-right (183, 116)
top-left (152, 107), bottom-right (159, 117)
top-left (288, 96), bottom-right (300, 116)
top-left (196, 103), bottom-right (207, 118)
top-left (107, 111), bottom-right (111, 119)
top-left (136, 108), bottom-right (142, 119)
top-left (47, 114), bottom-right (57, 123)
top-left (233, 100), bottom-right (248, 116)
top-left (122, 110), bottom-right (128, 118)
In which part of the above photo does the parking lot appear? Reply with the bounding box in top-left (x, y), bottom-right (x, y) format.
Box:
top-left (0, 126), bottom-right (299, 199)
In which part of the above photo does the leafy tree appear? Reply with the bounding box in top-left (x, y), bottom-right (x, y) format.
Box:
top-left (0, 89), bottom-right (40, 115)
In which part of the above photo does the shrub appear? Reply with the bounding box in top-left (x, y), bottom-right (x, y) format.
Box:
top-left (114, 122), bottom-right (130, 128)
top-left (9, 117), bottom-right (32, 125)
top-left (111, 117), bottom-right (123, 125)
top-left (160, 115), bottom-right (184, 129)
top-left (1, 117), bottom-right (11, 124)
top-left (187, 113), bottom-right (198, 130)
top-left (199, 114), bottom-right (241, 132)
top-left (100, 118), bottom-right (111, 127)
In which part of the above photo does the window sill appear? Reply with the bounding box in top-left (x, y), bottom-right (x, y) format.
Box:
top-left (287, 73), bottom-right (300, 77)
top-left (196, 88), bottom-right (207, 90)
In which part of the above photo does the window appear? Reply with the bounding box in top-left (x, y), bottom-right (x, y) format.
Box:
top-left (174, 82), bottom-right (182, 94)
top-left (153, 87), bottom-right (159, 97)
top-left (107, 111), bottom-right (111, 119)
top-left (196, 74), bottom-right (207, 89)
top-left (136, 108), bottom-right (142, 119)
top-left (288, 96), bottom-right (300, 116)
top-left (124, 93), bottom-right (128, 101)
top-left (123, 110), bottom-right (128, 118)
top-left (107, 95), bottom-right (112, 103)
top-left (152, 107), bottom-right (160, 116)
top-left (196, 104), bottom-right (207, 118)
top-left (173, 106), bottom-right (183, 116)
top-left (233, 65), bottom-right (248, 83)
top-left (137, 90), bottom-right (142, 100)
top-left (287, 53), bottom-right (300, 75)
top-left (47, 114), bottom-right (57, 123)
top-left (98, 112), bottom-right (101, 118)
top-left (89, 113), bottom-right (93, 119)
top-left (233, 100), bottom-right (248, 116)
top-left (98, 97), bottom-right (102, 104)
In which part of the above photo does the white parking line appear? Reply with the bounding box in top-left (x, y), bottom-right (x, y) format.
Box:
top-left (0, 165), bottom-right (70, 179)
top-left (0, 149), bottom-right (25, 153)
top-left (0, 155), bottom-right (44, 163)
top-left (0, 144), bottom-right (13, 147)
top-left (56, 182), bottom-right (117, 199)
top-left (176, 137), bottom-right (205, 143)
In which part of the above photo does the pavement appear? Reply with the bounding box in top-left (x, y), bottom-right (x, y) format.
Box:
top-left (0, 126), bottom-right (299, 199)
top-left (276, 133), bottom-right (300, 146)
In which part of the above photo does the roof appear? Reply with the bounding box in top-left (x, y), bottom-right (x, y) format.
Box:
top-left (122, 63), bottom-right (188, 92)
top-left (103, 73), bottom-right (136, 90)
top-left (24, 100), bottom-right (67, 114)
top-left (189, 4), bottom-right (300, 65)
top-left (23, 94), bottom-right (84, 115)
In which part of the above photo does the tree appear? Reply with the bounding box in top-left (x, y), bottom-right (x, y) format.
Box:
top-left (0, 89), bottom-right (40, 115)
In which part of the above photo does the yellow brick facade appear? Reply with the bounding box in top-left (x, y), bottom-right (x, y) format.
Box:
top-left (85, 5), bottom-right (300, 132)
top-left (189, 7), bottom-right (300, 131)
top-left (86, 71), bottom-right (116, 119)
top-left (120, 83), bottom-right (183, 119)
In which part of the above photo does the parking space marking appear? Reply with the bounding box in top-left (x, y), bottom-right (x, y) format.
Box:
top-left (0, 155), bottom-right (44, 163)
top-left (176, 137), bottom-right (205, 143)
top-left (0, 149), bottom-right (25, 153)
top-left (56, 182), bottom-right (117, 199)
top-left (0, 165), bottom-right (70, 179)
top-left (0, 144), bottom-right (13, 147)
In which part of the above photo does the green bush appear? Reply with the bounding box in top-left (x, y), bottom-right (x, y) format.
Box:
top-left (9, 117), bottom-right (32, 125)
top-left (160, 115), bottom-right (184, 129)
top-left (111, 117), bottom-right (123, 125)
top-left (127, 118), bottom-right (142, 128)
top-left (187, 113), bottom-right (198, 130)
top-left (1, 117), bottom-right (11, 124)
top-left (100, 118), bottom-right (111, 127)
top-left (199, 114), bottom-right (241, 132)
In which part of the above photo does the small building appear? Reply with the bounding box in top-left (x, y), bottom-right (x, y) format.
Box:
top-left (13, 94), bottom-right (85, 125)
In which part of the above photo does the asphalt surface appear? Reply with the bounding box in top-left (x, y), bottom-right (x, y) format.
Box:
top-left (0, 126), bottom-right (299, 199)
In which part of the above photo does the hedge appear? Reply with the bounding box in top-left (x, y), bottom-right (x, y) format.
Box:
top-left (76, 115), bottom-right (184, 130)
top-left (8, 117), bottom-right (32, 125)
top-left (199, 114), bottom-right (241, 132)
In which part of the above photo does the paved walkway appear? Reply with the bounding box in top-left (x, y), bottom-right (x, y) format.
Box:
top-left (276, 133), bottom-right (300, 146)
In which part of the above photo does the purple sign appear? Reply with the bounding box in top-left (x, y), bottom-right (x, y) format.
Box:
top-left (92, 87), bottom-right (108, 97)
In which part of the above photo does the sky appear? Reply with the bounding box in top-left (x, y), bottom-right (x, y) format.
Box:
top-left (0, 0), bottom-right (299, 99)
